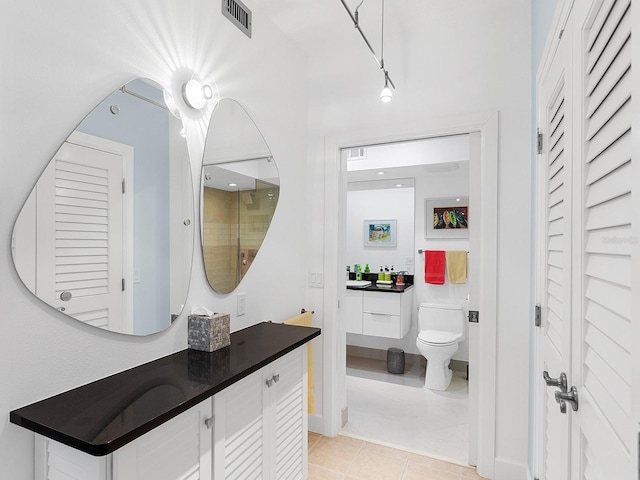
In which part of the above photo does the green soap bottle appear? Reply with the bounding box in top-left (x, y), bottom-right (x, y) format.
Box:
top-left (364, 264), bottom-right (370, 273)
top-left (378, 266), bottom-right (384, 281)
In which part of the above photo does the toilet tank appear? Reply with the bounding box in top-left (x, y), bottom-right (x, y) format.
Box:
top-left (418, 302), bottom-right (465, 337)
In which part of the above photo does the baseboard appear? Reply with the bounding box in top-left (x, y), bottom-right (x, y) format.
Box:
top-left (347, 345), bottom-right (468, 373)
top-left (341, 406), bottom-right (348, 427)
top-left (308, 414), bottom-right (323, 434)
top-left (493, 457), bottom-right (531, 480)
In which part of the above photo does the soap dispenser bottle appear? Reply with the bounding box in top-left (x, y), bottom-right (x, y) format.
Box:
top-left (384, 266), bottom-right (391, 281)
top-left (364, 263), bottom-right (370, 273)
top-left (378, 266), bottom-right (384, 281)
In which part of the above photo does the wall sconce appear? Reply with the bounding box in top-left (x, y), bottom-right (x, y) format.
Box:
top-left (182, 79), bottom-right (214, 110)
top-left (163, 74), bottom-right (215, 119)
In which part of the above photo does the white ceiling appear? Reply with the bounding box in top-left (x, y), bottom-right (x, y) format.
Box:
top-left (249, 1), bottom-right (474, 186)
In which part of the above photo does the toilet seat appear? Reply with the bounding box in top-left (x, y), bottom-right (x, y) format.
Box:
top-left (417, 330), bottom-right (459, 346)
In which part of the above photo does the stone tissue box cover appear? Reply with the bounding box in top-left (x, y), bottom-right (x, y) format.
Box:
top-left (188, 312), bottom-right (231, 352)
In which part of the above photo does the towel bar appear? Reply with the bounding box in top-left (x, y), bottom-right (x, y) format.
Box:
top-left (418, 249), bottom-right (469, 254)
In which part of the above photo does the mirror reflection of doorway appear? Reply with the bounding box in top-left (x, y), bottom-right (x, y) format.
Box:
top-left (341, 134), bottom-right (472, 465)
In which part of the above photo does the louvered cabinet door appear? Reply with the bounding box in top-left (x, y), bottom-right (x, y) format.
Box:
top-left (271, 348), bottom-right (307, 480)
top-left (112, 399), bottom-right (212, 480)
top-left (573, 0), bottom-right (634, 478)
top-left (213, 369), bottom-right (266, 480)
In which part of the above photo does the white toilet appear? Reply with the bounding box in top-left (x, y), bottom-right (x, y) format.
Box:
top-left (416, 302), bottom-right (465, 391)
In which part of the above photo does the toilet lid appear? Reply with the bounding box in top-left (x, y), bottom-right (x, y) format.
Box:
top-left (418, 330), bottom-right (459, 345)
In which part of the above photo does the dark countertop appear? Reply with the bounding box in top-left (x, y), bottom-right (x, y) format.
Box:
top-left (347, 283), bottom-right (414, 293)
top-left (9, 322), bottom-right (320, 456)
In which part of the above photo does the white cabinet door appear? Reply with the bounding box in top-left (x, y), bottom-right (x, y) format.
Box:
top-left (112, 399), bottom-right (212, 480)
top-left (213, 368), bottom-right (265, 480)
top-left (269, 348), bottom-right (307, 480)
top-left (345, 289), bottom-right (363, 334)
top-left (214, 348), bottom-right (307, 480)
top-left (36, 399), bottom-right (212, 480)
top-left (362, 291), bottom-right (412, 339)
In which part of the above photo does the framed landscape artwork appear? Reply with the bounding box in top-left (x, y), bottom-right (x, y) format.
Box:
top-left (364, 219), bottom-right (397, 247)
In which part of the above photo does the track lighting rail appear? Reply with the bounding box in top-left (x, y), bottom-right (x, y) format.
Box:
top-left (339, 0), bottom-right (395, 89)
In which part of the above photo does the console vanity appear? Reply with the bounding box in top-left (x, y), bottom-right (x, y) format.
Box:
top-left (345, 283), bottom-right (414, 338)
top-left (10, 322), bottom-right (320, 480)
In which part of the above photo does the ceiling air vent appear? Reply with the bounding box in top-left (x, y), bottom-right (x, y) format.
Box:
top-left (347, 147), bottom-right (367, 160)
top-left (222, 0), bottom-right (252, 38)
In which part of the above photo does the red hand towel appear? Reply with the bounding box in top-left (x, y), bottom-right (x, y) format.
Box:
top-left (424, 250), bottom-right (446, 284)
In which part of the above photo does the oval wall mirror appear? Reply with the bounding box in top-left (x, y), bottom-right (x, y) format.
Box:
top-left (11, 78), bottom-right (194, 336)
top-left (201, 99), bottom-right (280, 294)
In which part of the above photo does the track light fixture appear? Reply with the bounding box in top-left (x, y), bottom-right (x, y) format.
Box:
top-left (340, 0), bottom-right (396, 103)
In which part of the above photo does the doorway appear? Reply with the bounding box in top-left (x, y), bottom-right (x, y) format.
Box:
top-left (321, 112), bottom-right (499, 477)
top-left (340, 136), bottom-right (472, 464)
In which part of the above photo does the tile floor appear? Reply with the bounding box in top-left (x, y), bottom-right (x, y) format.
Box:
top-left (341, 355), bottom-right (469, 465)
top-left (308, 433), bottom-right (487, 480)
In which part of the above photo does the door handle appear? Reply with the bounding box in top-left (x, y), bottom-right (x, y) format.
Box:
top-left (59, 291), bottom-right (72, 302)
top-left (555, 386), bottom-right (579, 413)
top-left (543, 371), bottom-right (567, 393)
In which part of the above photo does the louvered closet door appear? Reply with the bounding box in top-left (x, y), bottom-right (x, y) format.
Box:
top-left (36, 136), bottom-right (125, 331)
top-left (573, 0), bottom-right (634, 478)
top-left (537, 22), bottom-right (573, 480)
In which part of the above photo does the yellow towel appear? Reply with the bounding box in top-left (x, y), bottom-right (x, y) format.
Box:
top-left (283, 311), bottom-right (315, 414)
top-left (446, 250), bottom-right (468, 284)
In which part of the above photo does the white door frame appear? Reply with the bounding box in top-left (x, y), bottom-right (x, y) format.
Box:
top-left (322, 111), bottom-right (499, 477)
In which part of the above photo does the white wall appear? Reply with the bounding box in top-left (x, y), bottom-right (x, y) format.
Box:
top-left (346, 187), bottom-right (415, 277)
top-left (0, 2), bottom-right (308, 478)
top-left (307, 0), bottom-right (532, 477)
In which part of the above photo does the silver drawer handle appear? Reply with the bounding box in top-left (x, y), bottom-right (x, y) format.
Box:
top-left (272, 374), bottom-right (280, 383)
top-left (60, 291), bottom-right (72, 302)
top-left (266, 378), bottom-right (274, 388)
top-left (204, 417), bottom-right (214, 429)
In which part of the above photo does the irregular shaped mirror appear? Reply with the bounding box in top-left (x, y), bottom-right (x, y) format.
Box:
top-left (201, 99), bottom-right (279, 294)
top-left (11, 78), bottom-right (194, 335)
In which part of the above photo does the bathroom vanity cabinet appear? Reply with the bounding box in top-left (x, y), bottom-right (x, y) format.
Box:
top-left (11, 322), bottom-right (320, 480)
top-left (345, 285), bottom-right (413, 338)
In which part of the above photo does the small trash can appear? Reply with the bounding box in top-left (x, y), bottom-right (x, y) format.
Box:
top-left (387, 347), bottom-right (405, 374)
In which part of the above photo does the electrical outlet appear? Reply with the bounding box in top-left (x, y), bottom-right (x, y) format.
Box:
top-left (237, 292), bottom-right (246, 316)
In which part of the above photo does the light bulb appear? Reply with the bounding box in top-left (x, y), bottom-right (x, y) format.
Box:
top-left (380, 85), bottom-right (393, 103)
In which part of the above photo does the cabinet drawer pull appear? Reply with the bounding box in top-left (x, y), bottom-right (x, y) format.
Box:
top-left (272, 374), bottom-right (280, 383)
top-left (266, 378), bottom-right (274, 388)
top-left (204, 417), bottom-right (214, 429)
